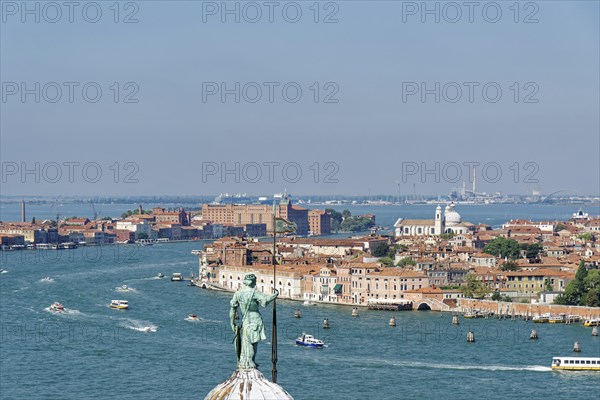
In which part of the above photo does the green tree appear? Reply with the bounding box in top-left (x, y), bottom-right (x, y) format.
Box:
top-left (462, 273), bottom-right (490, 299)
top-left (372, 242), bottom-right (390, 257)
top-left (31, 217), bottom-right (36, 224)
top-left (491, 290), bottom-right (501, 301)
top-left (439, 232), bottom-right (454, 240)
top-left (397, 257), bottom-right (416, 267)
top-left (578, 232), bottom-right (593, 241)
top-left (378, 257), bottom-right (395, 267)
top-left (341, 210), bottom-right (351, 219)
top-left (499, 261), bottom-right (519, 271)
top-left (483, 237), bottom-right (522, 260)
top-left (521, 243), bottom-right (542, 259)
top-left (325, 209), bottom-right (343, 232)
top-left (554, 261), bottom-right (591, 305)
top-left (554, 223), bottom-right (566, 232)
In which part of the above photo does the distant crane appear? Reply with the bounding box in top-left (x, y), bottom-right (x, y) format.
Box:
top-left (90, 203), bottom-right (101, 221)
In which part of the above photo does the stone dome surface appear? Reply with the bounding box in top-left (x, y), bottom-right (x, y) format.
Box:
top-left (205, 369), bottom-right (294, 400)
top-left (444, 203), bottom-right (461, 225)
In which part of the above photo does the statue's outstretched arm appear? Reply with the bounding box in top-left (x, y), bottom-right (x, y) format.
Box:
top-left (256, 289), bottom-right (279, 307)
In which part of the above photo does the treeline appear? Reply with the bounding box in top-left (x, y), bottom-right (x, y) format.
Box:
top-left (325, 209), bottom-right (375, 232)
top-left (554, 261), bottom-right (600, 307)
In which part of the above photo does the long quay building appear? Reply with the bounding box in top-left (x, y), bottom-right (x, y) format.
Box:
top-left (200, 196), bottom-right (333, 236)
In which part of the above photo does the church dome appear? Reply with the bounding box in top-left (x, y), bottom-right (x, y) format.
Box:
top-left (205, 369), bottom-right (294, 400)
top-left (444, 203), bottom-right (461, 225)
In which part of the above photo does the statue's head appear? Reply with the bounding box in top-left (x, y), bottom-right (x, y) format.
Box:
top-left (243, 273), bottom-right (257, 288)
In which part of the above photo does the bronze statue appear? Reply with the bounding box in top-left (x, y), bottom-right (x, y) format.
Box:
top-left (230, 273), bottom-right (278, 369)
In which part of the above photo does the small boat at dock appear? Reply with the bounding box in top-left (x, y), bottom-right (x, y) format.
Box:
top-left (295, 333), bottom-right (324, 348)
top-left (549, 314), bottom-right (566, 323)
top-left (533, 313), bottom-right (551, 323)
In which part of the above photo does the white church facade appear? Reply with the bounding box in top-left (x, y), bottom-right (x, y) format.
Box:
top-left (394, 203), bottom-right (475, 237)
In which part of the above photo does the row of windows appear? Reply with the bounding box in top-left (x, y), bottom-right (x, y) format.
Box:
top-left (561, 359), bottom-right (598, 365)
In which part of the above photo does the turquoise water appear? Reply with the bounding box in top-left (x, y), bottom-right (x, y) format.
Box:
top-left (1, 242), bottom-right (599, 399)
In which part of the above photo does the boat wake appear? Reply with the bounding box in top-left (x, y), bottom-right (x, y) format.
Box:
top-left (44, 307), bottom-right (83, 317)
top-left (1, 269), bottom-right (8, 274)
top-left (40, 277), bottom-right (55, 283)
top-left (383, 359), bottom-right (551, 372)
top-left (119, 318), bottom-right (158, 333)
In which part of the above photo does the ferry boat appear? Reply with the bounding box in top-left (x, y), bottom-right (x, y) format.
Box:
top-left (109, 300), bottom-right (129, 310)
top-left (583, 318), bottom-right (600, 327)
top-left (171, 273), bottom-right (183, 281)
top-left (295, 334), bottom-right (324, 348)
top-left (551, 356), bottom-right (600, 371)
top-left (49, 302), bottom-right (64, 312)
top-left (463, 310), bottom-right (486, 319)
top-left (533, 313), bottom-right (551, 323)
top-left (549, 314), bottom-right (566, 323)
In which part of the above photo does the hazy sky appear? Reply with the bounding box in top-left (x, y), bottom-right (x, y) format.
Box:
top-left (1, 1), bottom-right (598, 197)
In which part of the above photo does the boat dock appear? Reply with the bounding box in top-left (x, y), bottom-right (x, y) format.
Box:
top-left (367, 299), bottom-right (413, 311)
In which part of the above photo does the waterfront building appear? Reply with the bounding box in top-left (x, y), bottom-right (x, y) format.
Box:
top-left (394, 203), bottom-right (474, 237)
top-left (152, 207), bottom-right (189, 225)
top-left (201, 196), bottom-right (315, 236)
top-left (308, 209), bottom-right (332, 235)
top-left (0, 223), bottom-right (50, 244)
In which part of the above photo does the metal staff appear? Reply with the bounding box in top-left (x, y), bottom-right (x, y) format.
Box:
top-left (271, 202), bottom-right (278, 383)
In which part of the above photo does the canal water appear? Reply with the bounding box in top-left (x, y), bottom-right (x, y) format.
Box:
top-left (1, 241), bottom-right (598, 399)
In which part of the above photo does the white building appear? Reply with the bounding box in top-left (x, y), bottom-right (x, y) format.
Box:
top-left (394, 203), bottom-right (474, 237)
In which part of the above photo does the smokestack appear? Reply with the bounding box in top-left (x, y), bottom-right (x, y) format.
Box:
top-left (21, 200), bottom-right (26, 223)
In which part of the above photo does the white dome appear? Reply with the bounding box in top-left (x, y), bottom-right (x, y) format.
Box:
top-left (444, 203), bottom-right (461, 225)
top-left (205, 369), bottom-right (294, 400)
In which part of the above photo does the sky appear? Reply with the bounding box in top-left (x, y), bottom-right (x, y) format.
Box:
top-left (1, 1), bottom-right (599, 197)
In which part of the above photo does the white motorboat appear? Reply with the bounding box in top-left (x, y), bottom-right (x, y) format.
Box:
top-left (49, 302), bottom-right (64, 312)
top-left (109, 300), bottom-right (129, 310)
top-left (171, 273), bottom-right (183, 281)
top-left (157, 272), bottom-right (165, 278)
top-left (295, 333), bottom-right (324, 348)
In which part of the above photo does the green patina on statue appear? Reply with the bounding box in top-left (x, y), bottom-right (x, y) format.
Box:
top-left (230, 273), bottom-right (278, 369)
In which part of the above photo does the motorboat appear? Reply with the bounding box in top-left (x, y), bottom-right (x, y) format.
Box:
top-left (187, 314), bottom-right (199, 321)
top-left (157, 272), bottom-right (165, 278)
top-left (109, 300), bottom-right (129, 310)
top-left (171, 273), bottom-right (183, 281)
top-left (533, 313), bottom-right (551, 323)
top-left (583, 318), bottom-right (600, 327)
top-left (49, 302), bottom-right (64, 312)
top-left (549, 314), bottom-right (566, 323)
top-left (295, 333), bottom-right (324, 348)
top-left (41, 276), bottom-right (54, 283)
top-left (551, 356), bottom-right (600, 371)
top-left (303, 300), bottom-right (316, 306)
